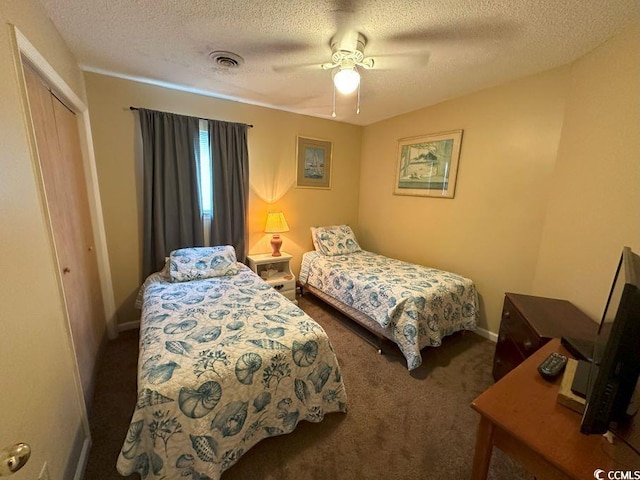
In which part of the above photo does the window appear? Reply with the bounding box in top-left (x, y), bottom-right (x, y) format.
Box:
top-left (198, 119), bottom-right (213, 215)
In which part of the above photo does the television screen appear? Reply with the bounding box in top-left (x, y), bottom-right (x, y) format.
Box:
top-left (587, 273), bottom-right (623, 385)
top-left (580, 247), bottom-right (640, 435)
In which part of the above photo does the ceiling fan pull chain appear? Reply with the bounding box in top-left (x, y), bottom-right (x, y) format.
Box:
top-left (332, 83), bottom-right (337, 118)
top-left (356, 82), bottom-right (361, 115)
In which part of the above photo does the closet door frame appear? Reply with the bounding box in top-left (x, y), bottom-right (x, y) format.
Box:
top-left (14, 26), bottom-right (117, 341)
top-left (12, 26), bottom-right (118, 476)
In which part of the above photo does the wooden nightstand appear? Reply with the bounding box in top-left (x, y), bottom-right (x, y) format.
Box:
top-left (246, 252), bottom-right (297, 304)
top-left (492, 293), bottom-right (597, 382)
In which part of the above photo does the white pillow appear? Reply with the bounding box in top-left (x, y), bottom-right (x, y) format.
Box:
top-left (310, 225), bottom-right (361, 256)
top-left (169, 246), bottom-right (238, 282)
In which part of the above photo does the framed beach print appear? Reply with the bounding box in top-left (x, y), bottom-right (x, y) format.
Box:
top-left (393, 130), bottom-right (463, 198)
top-left (296, 136), bottom-right (332, 189)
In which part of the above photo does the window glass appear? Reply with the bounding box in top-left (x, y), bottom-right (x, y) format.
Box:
top-left (198, 119), bottom-right (213, 215)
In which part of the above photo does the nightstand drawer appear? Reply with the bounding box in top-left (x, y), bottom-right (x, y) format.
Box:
top-left (267, 277), bottom-right (295, 293)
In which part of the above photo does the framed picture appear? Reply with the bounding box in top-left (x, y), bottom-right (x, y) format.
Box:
top-left (393, 130), bottom-right (463, 198)
top-left (296, 136), bottom-right (332, 189)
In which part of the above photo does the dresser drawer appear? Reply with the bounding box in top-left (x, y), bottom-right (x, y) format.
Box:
top-left (501, 299), bottom-right (541, 358)
top-left (493, 293), bottom-right (596, 382)
top-left (493, 332), bottom-right (524, 380)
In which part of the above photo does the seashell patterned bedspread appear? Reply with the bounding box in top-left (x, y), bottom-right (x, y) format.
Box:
top-left (117, 263), bottom-right (347, 480)
top-left (299, 250), bottom-right (479, 371)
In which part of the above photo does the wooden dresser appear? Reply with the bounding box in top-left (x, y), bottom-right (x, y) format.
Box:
top-left (492, 293), bottom-right (597, 381)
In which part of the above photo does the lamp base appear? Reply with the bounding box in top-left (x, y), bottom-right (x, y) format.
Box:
top-left (270, 234), bottom-right (282, 257)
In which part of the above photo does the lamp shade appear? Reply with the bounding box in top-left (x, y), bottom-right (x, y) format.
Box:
top-left (264, 211), bottom-right (290, 233)
top-left (333, 67), bottom-right (360, 95)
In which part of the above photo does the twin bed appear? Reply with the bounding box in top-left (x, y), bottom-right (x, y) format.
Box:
top-left (299, 225), bottom-right (479, 371)
top-left (118, 227), bottom-right (479, 478)
top-left (117, 246), bottom-right (347, 480)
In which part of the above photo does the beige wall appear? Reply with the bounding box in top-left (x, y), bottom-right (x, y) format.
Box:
top-left (84, 72), bottom-right (362, 326)
top-left (532, 19), bottom-right (640, 319)
top-left (359, 19), bottom-right (639, 334)
top-left (0, 1), bottom-right (89, 478)
top-left (358, 68), bottom-right (569, 333)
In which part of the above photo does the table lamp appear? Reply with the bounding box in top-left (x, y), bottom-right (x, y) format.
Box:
top-left (264, 211), bottom-right (290, 257)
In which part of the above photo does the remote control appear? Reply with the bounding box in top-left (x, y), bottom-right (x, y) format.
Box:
top-left (537, 352), bottom-right (568, 381)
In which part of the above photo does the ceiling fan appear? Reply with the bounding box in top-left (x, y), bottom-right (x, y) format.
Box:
top-left (312, 30), bottom-right (381, 117)
top-left (271, 28), bottom-right (412, 117)
top-left (320, 31), bottom-right (374, 96)
top-left (269, 0), bottom-right (515, 119)
top-left (268, 1), bottom-right (433, 117)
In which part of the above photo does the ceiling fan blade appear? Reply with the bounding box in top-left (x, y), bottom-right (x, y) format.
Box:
top-left (367, 53), bottom-right (430, 71)
top-left (241, 39), bottom-right (314, 57)
top-left (328, 0), bottom-right (368, 52)
top-left (330, 0), bottom-right (359, 32)
top-left (272, 62), bottom-right (323, 73)
top-left (385, 19), bottom-right (519, 45)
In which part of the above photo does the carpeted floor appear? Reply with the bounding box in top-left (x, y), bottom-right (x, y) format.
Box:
top-left (85, 293), bottom-right (533, 479)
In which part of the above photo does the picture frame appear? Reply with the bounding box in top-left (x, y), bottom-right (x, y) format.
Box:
top-left (296, 136), bottom-right (332, 189)
top-left (393, 129), bottom-right (463, 198)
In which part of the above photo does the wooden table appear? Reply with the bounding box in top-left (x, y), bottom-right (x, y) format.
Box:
top-left (471, 339), bottom-right (639, 479)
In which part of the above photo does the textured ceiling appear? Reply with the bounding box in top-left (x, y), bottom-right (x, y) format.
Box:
top-left (39, 0), bottom-right (639, 125)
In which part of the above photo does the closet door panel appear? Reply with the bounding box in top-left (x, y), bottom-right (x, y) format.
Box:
top-left (51, 93), bottom-right (105, 335)
top-left (23, 62), bottom-right (104, 407)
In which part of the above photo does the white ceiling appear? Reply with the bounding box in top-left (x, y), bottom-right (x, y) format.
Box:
top-left (39, 0), bottom-right (638, 126)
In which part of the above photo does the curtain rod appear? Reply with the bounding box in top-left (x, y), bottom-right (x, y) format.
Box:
top-left (129, 106), bottom-right (253, 128)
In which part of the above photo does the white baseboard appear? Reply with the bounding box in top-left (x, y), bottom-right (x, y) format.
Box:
top-left (474, 327), bottom-right (498, 343)
top-left (117, 320), bottom-right (140, 332)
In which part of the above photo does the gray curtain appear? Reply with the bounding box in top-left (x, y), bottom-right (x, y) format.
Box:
top-left (140, 108), bottom-right (204, 277)
top-left (208, 120), bottom-right (250, 263)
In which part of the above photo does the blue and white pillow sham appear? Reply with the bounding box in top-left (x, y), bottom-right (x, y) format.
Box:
top-left (311, 225), bottom-right (361, 256)
top-left (169, 246), bottom-right (238, 282)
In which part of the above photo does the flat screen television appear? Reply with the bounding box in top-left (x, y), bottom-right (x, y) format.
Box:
top-left (580, 246), bottom-right (640, 435)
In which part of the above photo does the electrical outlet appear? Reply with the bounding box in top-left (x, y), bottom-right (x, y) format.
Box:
top-left (38, 462), bottom-right (50, 480)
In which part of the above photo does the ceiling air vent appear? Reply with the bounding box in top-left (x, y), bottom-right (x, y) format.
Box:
top-left (209, 51), bottom-right (244, 68)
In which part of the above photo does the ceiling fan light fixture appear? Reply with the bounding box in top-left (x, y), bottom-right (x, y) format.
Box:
top-left (333, 67), bottom-right (360, 95)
